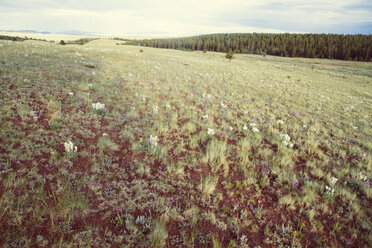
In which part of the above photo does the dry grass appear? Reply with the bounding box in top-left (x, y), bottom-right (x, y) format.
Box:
top-left (0, 38), bottom-right (371, 247)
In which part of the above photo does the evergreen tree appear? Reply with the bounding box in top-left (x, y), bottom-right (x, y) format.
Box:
top-left (225, 48), bottom-right (234, 62)
top-left (291, 46), bottom-right (297, 57)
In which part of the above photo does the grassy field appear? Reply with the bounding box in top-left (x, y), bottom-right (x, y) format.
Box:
top-left (0, 38), bottom-right (371, 247)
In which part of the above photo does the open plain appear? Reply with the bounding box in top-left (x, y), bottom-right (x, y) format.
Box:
top-left (0, 38), bottom-right (371, 247)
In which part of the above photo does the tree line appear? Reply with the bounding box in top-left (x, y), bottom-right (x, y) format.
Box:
top-left (126, 33), bottom-right (372, 61)
top-left (0, 35), bottom-right (47, 42)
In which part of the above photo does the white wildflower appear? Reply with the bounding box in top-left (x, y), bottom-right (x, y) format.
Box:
top-left (280, 134), bottom-right (293, 148)
top-left (143, 97), bottom-right (146, 101)
top-left (153, 105), bottom-right (158, 113)
top-left (277, 120), bottom-right (284, 125)
top-left (249, 123), bottom-right (256, 127)
top-left (229, 126), bottom-right (233, 131)
top-left (330, 177), bottom-right (338, 185)
top-left (64, 141), bottom-right (77, 153)
top-left (357, 172), bottom-right (367, 181)
top-left (220, 101), bottom-right (227, 108)
top-left (149, 135), bottom-right (158, 146)
top-left (325, 185), bottom-right (335, 196)
top-left (69, 92), bottom-right (74, 96)
top-left (207, 128), bottom-right (215, 135)
top-left (165, 104), bottom-right (171, 108)
top-left (280, 134), bottom-right (291, 142)
top-left (88, 83), bottom-right (93, 88)
top-left (102, 133), bottom-right (108, 137)
top-left (252, 127), bottom-right (260, 133)
top-left (203, 114), bottom-right (209, 120)
top-left (244, 110), bottom-right (248, 114)
top-left (243, 125), bottom-right (248, 130)
top-left (92, 102), bottom-right (105, 110)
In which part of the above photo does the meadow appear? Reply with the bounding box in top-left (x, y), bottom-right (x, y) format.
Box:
top-left (0, 38), bottom-right (371, 247)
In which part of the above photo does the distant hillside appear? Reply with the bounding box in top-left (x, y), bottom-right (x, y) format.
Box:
top-left (1, 30), bottom-right (94, 35)
top-left (1, 29), bottom-right (51, 34)
top-left (127, 33), bottom-right (372, 61)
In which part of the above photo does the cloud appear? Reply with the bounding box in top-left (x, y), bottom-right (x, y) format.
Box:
top-left (0, 0), bottom-right (371, 35)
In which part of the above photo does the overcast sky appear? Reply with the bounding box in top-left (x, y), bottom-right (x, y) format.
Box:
top-left (0, 0), bottom-right (371, 36)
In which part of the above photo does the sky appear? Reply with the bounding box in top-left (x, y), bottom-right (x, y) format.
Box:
top-left (0, 0), bottom-right (371, 36)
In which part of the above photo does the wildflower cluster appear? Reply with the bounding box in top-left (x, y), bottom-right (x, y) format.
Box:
top-left (207, 128), bottom-right (215, 135)
top-left (203, 114), bottom-right (208, 120)
top-left (64, 141), bottom-right (77, 153)
top-left (357, 172), bottom-right (367, 181)
top-left (92, 102), bottom-right (105, 110)
top-left (356, 172), bottom-right (370, 187)
top-left (324, 185), bottom-right (335, 197)
top-left (152, 105), bottom-right (158, 113)
top-left (149, 135), bottom-right (158, 147)
top-left (277, 119), bottom-right (284, 125)
top-left (330, 176), bottom-right (338, 185)
top-left (250, 123), bottom-right (260, 133)
top-left (280, 134), bottom-right (293, 148)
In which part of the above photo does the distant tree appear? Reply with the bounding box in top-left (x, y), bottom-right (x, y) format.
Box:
top-left (225, 48), bottom-right (234, 62)
top-left (345, 47), bottom-right (351, 60)
top-left (59, 40), bottom-right (66, 45)
top-left (140, 49), bottom-right (144, 53)
top-left (290, 46), bottom-right (297, 57)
